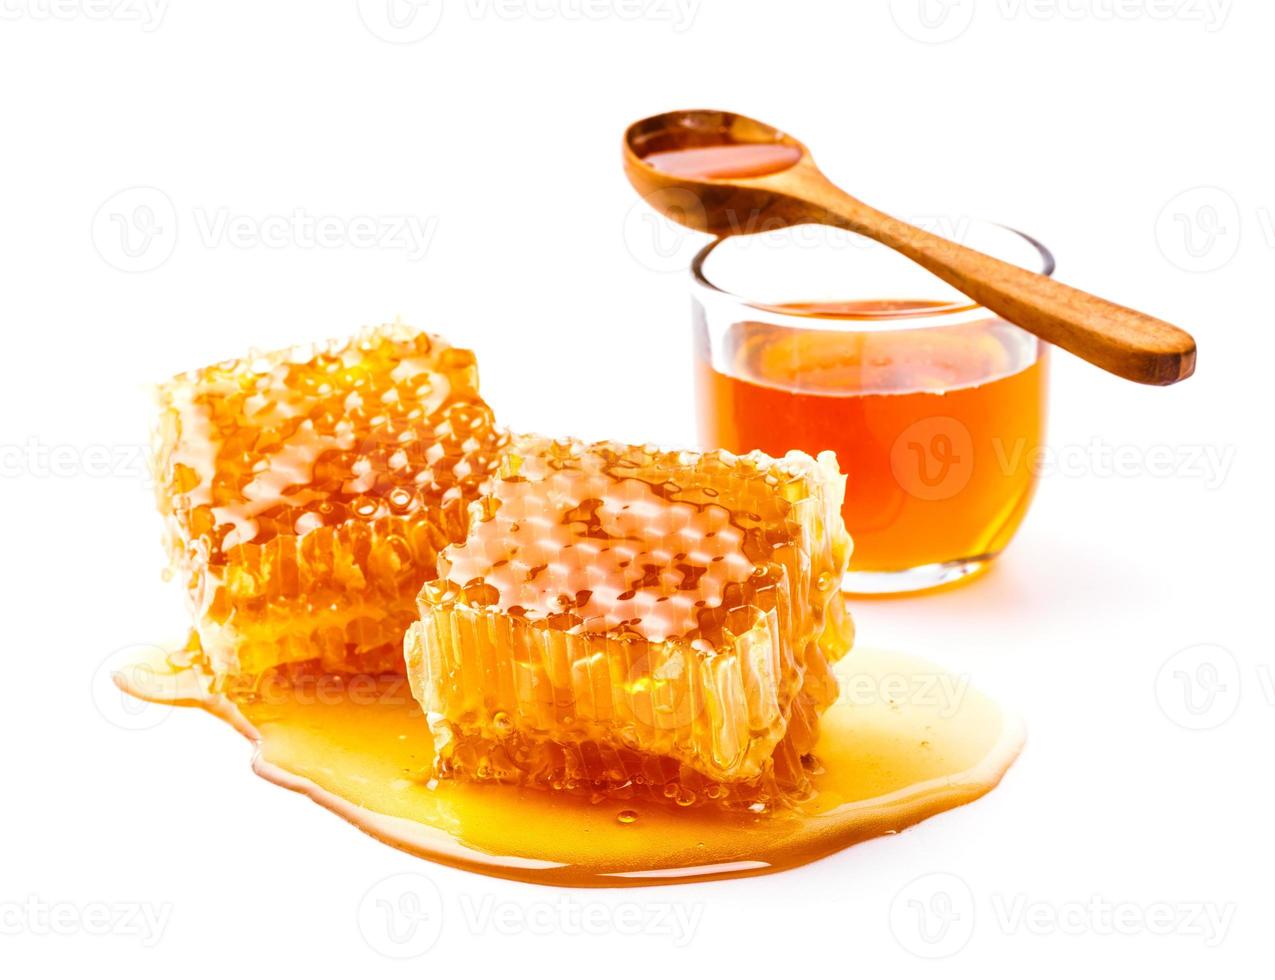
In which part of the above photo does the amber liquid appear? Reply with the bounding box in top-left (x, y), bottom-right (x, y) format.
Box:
top-left (695, 302), bottom-right (1048, 575)
top-left (642, 142), bottom-right (803, 180)
top-left (118, 645), bottom-right (1022, 887)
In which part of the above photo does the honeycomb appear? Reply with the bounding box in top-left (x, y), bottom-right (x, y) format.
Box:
top-left (405, 435), bottom-right (854, 808)
top-left (153, 322), bottom-right (508, 678)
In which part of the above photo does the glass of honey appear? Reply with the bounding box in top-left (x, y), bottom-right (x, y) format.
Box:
top-left (691, 222), bottom-right (1055, 594)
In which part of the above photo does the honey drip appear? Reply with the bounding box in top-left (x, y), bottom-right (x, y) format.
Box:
top-left (117, 645), bottom-right (1023, 887)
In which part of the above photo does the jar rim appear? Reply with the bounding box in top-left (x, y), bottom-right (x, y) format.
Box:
top-left (690, 220), bottom-right (1056, 324)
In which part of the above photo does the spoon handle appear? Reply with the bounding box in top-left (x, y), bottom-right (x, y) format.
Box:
top-left (804, 183), bottom-right (1196, 385)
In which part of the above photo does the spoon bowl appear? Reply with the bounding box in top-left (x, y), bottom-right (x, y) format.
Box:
top-left (623, 110), bottom-right (819, 236)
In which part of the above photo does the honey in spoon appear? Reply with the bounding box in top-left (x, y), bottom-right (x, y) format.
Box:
top-left (642, 142), bottom-right (802, 180)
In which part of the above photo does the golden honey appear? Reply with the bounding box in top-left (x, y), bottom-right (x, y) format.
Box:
top-left (137, 326), bottom-right (1026, 886)
top-left (117, 643), bottom-right (1023, 887)
top-left (642, 142), bottom-right (803, 180)
top-left (406, 436), bottom-right (854, 808)
top-left (696, 307), bottom-right (1047, 575)
top-left (152, 323), bottom-right (507, 678)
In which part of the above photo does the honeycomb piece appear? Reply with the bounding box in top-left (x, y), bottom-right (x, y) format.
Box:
top-left (406, 435), bottom-right (854, 808)
top-left (153, 322), bottom-right (508, 678)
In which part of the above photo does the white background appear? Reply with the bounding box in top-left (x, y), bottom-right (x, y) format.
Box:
top-left (1, 1), bottom-right (1269, 976)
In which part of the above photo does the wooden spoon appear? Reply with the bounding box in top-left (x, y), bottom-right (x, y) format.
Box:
top-left (623, 109), bottom-right (1196, 386)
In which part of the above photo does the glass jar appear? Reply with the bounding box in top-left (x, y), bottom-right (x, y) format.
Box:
top-left (692, 221), bottom-right (1054, 594)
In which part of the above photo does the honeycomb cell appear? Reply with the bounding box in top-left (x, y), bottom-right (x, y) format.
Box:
top-left (406, 435), bottom-right (855, 808)
top-left (153, 322), bottom-right (508, 678)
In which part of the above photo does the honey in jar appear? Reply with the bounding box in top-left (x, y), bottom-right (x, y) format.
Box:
top-left (696, 305), bottom-right (1047, 589)
top-left (692, 226), bottom-right (1054, 594)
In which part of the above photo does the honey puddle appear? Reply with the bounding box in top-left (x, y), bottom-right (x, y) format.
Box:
top-left (117, 647), bottom-right (1022, 887)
